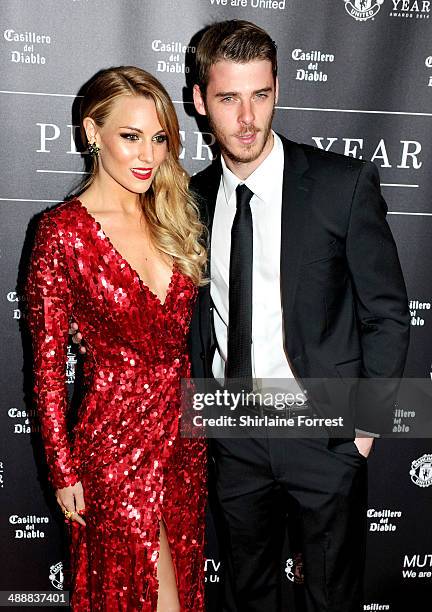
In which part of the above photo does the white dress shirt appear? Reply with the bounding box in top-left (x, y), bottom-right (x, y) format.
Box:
top-left (211, 132), bottom-right (298, 384)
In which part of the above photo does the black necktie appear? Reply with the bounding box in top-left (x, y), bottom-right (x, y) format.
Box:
top-left (226, 183), bottom-right (254, 391)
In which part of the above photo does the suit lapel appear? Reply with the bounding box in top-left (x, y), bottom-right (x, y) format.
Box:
top-left (280, 136), bottom-right (314, 357)
top-left (193, 137), bottom-right (313, 368)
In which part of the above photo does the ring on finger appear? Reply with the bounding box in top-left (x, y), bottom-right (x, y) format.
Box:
top-left (64, 510), bottom-right (75, 520)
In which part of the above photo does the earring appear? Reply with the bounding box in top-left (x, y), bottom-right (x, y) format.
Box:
top-left (88, 141), bottom-right (100, 157)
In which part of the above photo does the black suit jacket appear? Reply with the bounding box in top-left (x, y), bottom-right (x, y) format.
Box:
top-left (188, 135), bottom-right (410, 436)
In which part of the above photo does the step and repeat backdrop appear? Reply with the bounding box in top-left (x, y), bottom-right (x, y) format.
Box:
top-left (1, 0), bottom-right (432, 610)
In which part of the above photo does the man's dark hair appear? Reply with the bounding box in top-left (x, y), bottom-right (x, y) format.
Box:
top-left (195, 20), bottom-right (278, 93)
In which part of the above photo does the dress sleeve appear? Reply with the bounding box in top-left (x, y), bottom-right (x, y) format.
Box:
top-left (26, 213), bottom-right (80, 489)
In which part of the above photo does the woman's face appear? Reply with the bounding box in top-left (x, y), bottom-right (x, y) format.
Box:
top-left (85, 94), bottom-right (169, 195)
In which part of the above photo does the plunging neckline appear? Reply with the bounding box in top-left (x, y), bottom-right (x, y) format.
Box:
top-left (73, 197), bottom-right (177, 307)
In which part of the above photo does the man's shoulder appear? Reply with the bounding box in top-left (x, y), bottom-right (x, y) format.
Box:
top-left (189, 160), bottom-right (221, 194)
top-left (189, 160), bottom-right (222, 224)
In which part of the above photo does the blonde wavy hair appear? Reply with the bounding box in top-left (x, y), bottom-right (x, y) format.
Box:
top-left (78, 66), bottom-right (207, 285)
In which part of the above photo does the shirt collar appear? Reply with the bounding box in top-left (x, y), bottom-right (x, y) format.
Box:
top-left (220, 131), bottom-right (283, 206)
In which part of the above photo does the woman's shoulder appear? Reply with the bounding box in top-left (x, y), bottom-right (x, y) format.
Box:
top-left (37, 198), bottom-right (82, 233)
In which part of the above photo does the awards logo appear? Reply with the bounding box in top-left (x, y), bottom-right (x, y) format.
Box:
top-left (344, 0), bottom-right (385, 21)
top-left (389, 0), bottom-right (431, 19)
top-left (311, 136), bottom-right (423, 170)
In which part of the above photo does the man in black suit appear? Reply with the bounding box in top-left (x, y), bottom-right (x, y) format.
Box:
top-left (189, 20), bottom-right (410, 612)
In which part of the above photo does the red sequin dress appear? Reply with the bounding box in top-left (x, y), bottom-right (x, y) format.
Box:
top-left (26, 198), bottom-right (207, 611)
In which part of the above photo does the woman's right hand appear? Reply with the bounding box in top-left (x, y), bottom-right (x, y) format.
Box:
top-left (69, 321), bottom-right (86, 354)
top-left (56, 481), bottom-right (86, 526)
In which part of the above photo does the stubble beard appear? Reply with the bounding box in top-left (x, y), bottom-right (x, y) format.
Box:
top-left (206, 106), bottom-right (275, 166)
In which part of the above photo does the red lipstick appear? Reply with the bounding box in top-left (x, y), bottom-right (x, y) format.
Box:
top-left (131, 167), bottom-right (152, 180)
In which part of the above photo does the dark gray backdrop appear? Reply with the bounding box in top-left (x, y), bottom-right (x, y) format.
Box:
top-left (1, 1), bottom-right (432, 610)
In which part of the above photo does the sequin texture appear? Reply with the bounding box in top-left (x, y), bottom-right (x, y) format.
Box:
top-left (26, 199), bottom-right (207, 610)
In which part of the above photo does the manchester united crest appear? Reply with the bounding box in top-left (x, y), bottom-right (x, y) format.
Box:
top-left (49, 561), bottom-right (64, 590)
top-left (344, 0), bottom-right (385, 21)
top-left (410, 454), bottom-right (432, 488)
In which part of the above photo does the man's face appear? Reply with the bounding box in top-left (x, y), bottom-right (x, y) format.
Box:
top-left (193, 59), bottom-right (278, 175)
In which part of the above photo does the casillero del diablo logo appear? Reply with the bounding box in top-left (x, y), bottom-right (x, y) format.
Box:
top-left (344, 0), bottom-right (385, 21)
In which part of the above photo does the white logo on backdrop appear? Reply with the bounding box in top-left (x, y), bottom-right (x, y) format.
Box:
top-left (344, 0), bottom-right (385, 21)
top-left (66, 346), bottom-right (77, 384)
top-left (3, 29), bottom-right (52, 65)
top-left (389, 0), bottom-right (431, 19)
top-left (363, 605), bottom-right (391, 611)
top-left (36, 124), bottom-right (217, 165)
top-left (249, 0), bottom-right (287, 8)
top-left (284, 553), bottom-right (304, 583)
top-left (409, 299), bottom-right (431, 327)
top-left (367, 508), bottom-right (402, 532)
top-left (49, 562), bottom-right (64, 590)
top-left (426, 56), bottom-right (432, 86)
top-left (312, 137), bottom-right (422, 170)
top-left (9, 514), bottom-right (49, 539)
top-left (0, 460), bottom-right (4, 488)
top-left (8, 407), bottom-right (40, 435)
top-left (6, 291), bottom-right (21, 319)
top-left (207, 0), bottom-right (287, 9)
top-left (204, 558), bottom-right (221, 583)
top-left (151, 39), bottom-right (195, 75)
top-left (285, 558), bottom-right (295, 582)
top-left (291, 49), bottom-right (335, 83)
top-left (393, 405), bottom-right (415, 434)
top-left (410, 454), bottom-right (432, 487)
top-left (403, 554), bottom-right (432, 579)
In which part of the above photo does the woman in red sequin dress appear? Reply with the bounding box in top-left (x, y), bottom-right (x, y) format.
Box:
top-left (26, 67), bottom-right (207, 611)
